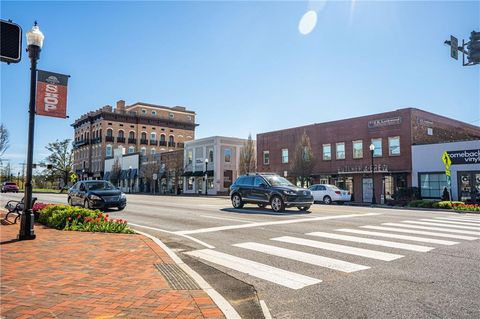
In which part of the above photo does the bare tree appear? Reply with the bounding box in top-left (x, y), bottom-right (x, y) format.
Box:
top-left (109, 158), bottom-right (122, 187)
top-left (45, 139), bottom-right (73, 190)
top-left (239, 134), bottom-right (256, 175)
top-left (290, 131), bottom-right (314, 187)
top-left (0, 124), bottom-right (9, 163)
top-left (169, 151), bottom-right (184, 194)
top-left (140, 155), bottom-right (160, 193)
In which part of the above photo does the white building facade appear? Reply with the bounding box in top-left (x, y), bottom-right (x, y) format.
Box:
top-left (412, 140), bottom-right (480, 202)
top-left (104, 147), bottom-right (140, 193)
top-left (183, 136), bottom-right (250, 195)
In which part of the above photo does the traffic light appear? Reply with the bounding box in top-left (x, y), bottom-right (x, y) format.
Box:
top-left (467, 31), bottom-right (480, 64)
top-left (0, 19), bottom-right (22, 64)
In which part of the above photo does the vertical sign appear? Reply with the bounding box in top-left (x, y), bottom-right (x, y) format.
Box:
top-left (35, 70), bottom-right (69, 118)
top-left (450, 35), bottom-right (458, 60)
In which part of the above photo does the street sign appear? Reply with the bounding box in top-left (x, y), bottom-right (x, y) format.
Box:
top-left (441, 151), bottom-right (451, 167)
top-left (450, 35), bottom-right (458, 60)
top-left (153, 173), bottom-right (158, 180)
top-left (0, 20), bottom-right (22, 64)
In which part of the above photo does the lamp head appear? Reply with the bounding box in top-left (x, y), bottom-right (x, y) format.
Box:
top-left (26, 22), bottom-right (44, 48)
top-left (205, 158), bottom-right (209, 163)
top-left (369, 144), bottom-right (375, 151)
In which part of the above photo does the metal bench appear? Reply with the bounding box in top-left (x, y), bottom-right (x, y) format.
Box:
top-left (4, 197), bottom-right (38, 224)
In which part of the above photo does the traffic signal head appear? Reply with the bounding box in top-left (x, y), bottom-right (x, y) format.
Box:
top-left (0, 20), bottom-right (22, 64)
top-left (467, 30), bottom-right (480, 64)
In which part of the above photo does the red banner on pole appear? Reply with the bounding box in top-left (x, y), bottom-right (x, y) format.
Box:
top-left (35, 70), bottom-right (69, 118)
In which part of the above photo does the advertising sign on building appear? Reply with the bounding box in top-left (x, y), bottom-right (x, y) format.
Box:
top-left (447, 149), bottom-right (480, 165)
top-left (35, 70), bottom-right (69, 118)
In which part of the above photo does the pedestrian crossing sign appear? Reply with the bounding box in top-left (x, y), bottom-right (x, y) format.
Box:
top-left (442, 151), bottom-right (451, 168)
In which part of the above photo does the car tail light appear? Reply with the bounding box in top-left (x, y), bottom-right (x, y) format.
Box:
top-left (335, 191), bottom-right (341, 195)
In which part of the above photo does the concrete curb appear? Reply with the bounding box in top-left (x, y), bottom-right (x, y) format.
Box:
top-left (135, 230), bottom-right (241, 319)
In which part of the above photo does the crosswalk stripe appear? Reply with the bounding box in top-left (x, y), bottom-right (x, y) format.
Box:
top-left (382, 223), bottom-right (480, 235)
top-left (185, 249), bottom-right (321, 289)
top-left (271, 236), bottom-right (403, 261)
top-left (234, 242), bottom-right (370, 273)
top-left (420, 219), bottom-right (480, 226)
top-left (360, 225), bottom-right (478, 241)
top-left (402, 220), bottom-right (480, 230)
top-left (434, 217), bottom-right (480, 224)
top-left (306, 232), bottom-right (434, 252)
top-left (336, 229), bottom-right (458, 245)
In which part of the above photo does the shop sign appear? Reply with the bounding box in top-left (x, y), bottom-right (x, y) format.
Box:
top-left (338, 164), bottom-right (389, 174)
top-left (368, 117), bottom-right (401, 128)
top-left (447, 149), bottom-right (480, 164)
top-left (35, 70), bottom-right (69, 118)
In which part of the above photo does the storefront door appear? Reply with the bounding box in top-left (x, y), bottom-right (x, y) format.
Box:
top-left (457, 171), bottom-right (480, 203)
top-left (362, 178), bottom-right (373, 203)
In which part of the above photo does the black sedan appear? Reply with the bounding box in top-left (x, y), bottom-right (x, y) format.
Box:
top-left (68, 180), bottom-right (127, 211)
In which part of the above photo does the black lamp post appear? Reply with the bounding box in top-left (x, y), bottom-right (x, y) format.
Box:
top-left (18, 22), bottom-right (44, 241)
top-left (369, 143), bottom-right (376, 205)
top-left (204, 158), bottom-right (208, 196)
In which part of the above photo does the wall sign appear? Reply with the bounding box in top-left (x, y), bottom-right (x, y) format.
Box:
top-left (338, 164), bottom-right (389, 174)
top-left (368, 117), bottom-right (401, 128)
top-left (447, 149), bottom-right (480, 164)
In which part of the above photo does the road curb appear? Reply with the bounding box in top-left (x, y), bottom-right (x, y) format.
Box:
top-left (135, 230), bottom-right (241, 319)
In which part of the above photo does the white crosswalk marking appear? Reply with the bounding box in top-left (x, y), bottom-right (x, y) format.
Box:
top-left (360, 225), bottom-right (478, 241)
top-left (336, 229), bottom-right (458, 245)
top-left (233, 242), bottom-right (370, 273)
top-left (382, 223), bottom-right (480, 235)
top-left (306, 232), bottom-right (434, 252)
top-left (420, 219), bottom-right (480, 226)
top-left (185, 249), bottom-right (321, 289)
top-left (402, 220), bottom-right (480, 230)
top-left (434, 217), bottom-right (480, 224)
top-left (272, 236), bottom-right (404, 261)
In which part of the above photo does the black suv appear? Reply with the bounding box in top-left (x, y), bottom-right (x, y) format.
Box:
top-left (229, 173), bottom-right (314, 212)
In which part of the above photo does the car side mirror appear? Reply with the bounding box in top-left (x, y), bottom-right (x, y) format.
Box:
top-left (259, 183), bottom-right (266, 188)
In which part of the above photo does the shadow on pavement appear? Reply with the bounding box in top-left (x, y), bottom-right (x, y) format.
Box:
top-left (221, 207), bottom-right (311, 216)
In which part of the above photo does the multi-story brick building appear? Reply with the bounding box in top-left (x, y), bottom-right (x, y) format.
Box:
top-left (72, 100), bottom-right (197, 179)
top-left (256, 108), bottom-right (480, 203)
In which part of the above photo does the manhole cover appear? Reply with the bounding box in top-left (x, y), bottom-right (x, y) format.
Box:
top-left (154, 263), bottom-right (201, 290)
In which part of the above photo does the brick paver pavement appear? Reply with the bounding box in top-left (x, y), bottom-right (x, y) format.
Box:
top-left (0, 219), bottom-right (225, 319)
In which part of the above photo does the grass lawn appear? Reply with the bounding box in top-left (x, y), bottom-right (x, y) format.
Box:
top-left (18, 188), bottom-right (66, 193)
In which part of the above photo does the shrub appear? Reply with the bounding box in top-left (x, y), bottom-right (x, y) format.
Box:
top-left (393, 187), bottom-right (420, 201)
top-left (408, 200), bottom-right (437, 208)
top-left (453, 203), bottom-right (480, 212)
top-left (37, 205), bottom-right (134, 234)
top-left (432, 201), bottom-right (464, 209)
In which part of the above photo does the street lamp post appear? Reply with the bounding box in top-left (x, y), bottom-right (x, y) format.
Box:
top-left (369, 143), bottom-right (376, 205)
top-left (19, 22), bottom-right (44, 240)
top-left (204, 158), bottom-right (208, 196)
top-left (128, 165), bottom-right (132, 194)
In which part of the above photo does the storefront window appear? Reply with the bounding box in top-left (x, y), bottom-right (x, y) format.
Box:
top-left (187, 177), bottom-right (194, 190)
top-left (371, 138), bottom-right (382, 157)
top-left (420, 173), bottom-right (447, 198)
top-left (187, 150), bottom-right (193, 164)
top-left (336, 143), bottom-right (345, 160)
top-left (282, 149), bottom-right (289, 163)
top-left (389, 136), bottom-right (400, 156)
top-left (323, 144), bottom-right (331, 160)
top-left (353, 140), bottom-right (363, 159)
top-left (224, 148), bottom-right (231, 163)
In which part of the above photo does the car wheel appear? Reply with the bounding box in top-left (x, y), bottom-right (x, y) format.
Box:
top-left (323, 196), bottom-right (332, 205)
top-left (84, 199), bottom-right (91, 209)
top-left (298, 206), bottom-right (311, 211)
top-left (257, 204), bottom-right (266, 208)
top-left (232, 194), bottom-right (244, 209)
top-left (68, 197), bottom-right (73, 206)
top-left (270, 196), bottom-right (285, 212)
top-left (118, 205), bottom-right (125, 211)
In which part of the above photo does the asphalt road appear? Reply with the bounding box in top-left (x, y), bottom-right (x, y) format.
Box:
top-left (2, 192), bottom-right (480, 319)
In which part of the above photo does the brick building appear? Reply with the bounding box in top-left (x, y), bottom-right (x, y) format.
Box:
top-left (72, 100), bottom-right (197, 179)
top-left (256, 108), bottom-right (480, 203)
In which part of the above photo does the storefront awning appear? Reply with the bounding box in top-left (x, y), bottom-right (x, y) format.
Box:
top-left (182, 171), bottom-right (193, 177)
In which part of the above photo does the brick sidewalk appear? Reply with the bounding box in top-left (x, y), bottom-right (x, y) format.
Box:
top-left (0, 220), bottom-right (225, 319)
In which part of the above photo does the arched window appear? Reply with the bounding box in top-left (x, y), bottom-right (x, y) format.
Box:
top-left (141, 147), bottom-right (146, 156)
top-left (160, 134), bottom-right (166, 142)
top-left (141, 132), bottom-right (147, 140)
top-left (106, 145), bottom-right (112, 157)
top-left (169, 135), bottom-right (174, 144)
top-left (150, 132), bottom-right (156, 141)
top-left (129, 131), bottom-right (135, 139)
top-left (128, 146), bottom-right (135, 154)
top-left (106, 128), bottom-right (113, 137)
top-left (118, 130), bottom-right (124, 138)
top-left (151, 148), bottom-right (156, 155)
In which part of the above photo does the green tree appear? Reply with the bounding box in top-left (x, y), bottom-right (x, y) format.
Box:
top-left (45, 139), bottom-right (73, 190)
top-left (290, 131), bottom-right (314, 187)
top-left (239, 134), bottom-right (256, 175)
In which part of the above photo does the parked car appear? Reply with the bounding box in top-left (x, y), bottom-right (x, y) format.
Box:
top-left (229, 173), bottom-right (314, 212)
top-left (309, 184), bottom-right (351, 204)
top-left (68, 180), bottom-right (126, 211)
top-left (1, 182), bottom-right (19, 193)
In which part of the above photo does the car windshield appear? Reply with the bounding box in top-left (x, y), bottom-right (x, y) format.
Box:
top-left (5, 182), bottom-right (16, 186)
top-left (85, 181), bottom-right (115, 191)
top-left (263, 175), bottom-right (295, 187)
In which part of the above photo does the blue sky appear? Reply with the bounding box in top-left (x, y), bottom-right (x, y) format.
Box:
top-left (1, 0), bottom-right (479, 174)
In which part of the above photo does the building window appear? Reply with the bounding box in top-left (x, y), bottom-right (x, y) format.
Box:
top-left (128, 146), bottom-right (135, 154)
top-left (118, 130), bottom-right (124, 138)
top-left (263, 151), bottom-right (270, 165)
top-left (152, 111), bottom-right (156, 115)
top-left (353, 140), bottom-right (363, 159)
top-left (187, 150), bottom-right (193, 165)
top-left (169, 135), bottom-right (174, 144)
top-left (427, 128), bottom-right (433, 136)
top-left (169, 112), bottom-right (174, 119)
top-left (141, 109), bottom-right (146, 114)
top-left (129, 131), bottom-right (135, 139)
top-left (323, 144), bottom-right (331, 160)
top-left (336, 142), bottom-right (345, 160)
top-left (224, 148), bottom-right (232, 163)
top-left (150, 132), bottom-right (156, 141)
top-left (371, 138), bottom-right (382, 157)
top-left (388, 136), bottom-right (400, 156)
top-left (281, 149), bottom-right (289, 164)
top-left (208, 149), bottom-right (214, 163)
top-left (151, 148), bottom-right (156, 155)
top-left (419, 173), bottom-right (448, 199)
top-left (141, 147), bottom-right (146, 156)
top-left (106, 145), bottom-right (112, 157)
top-left (141, 132), bottom-right (147, 140)
top-left (160, 134), bottom-right (166, 142)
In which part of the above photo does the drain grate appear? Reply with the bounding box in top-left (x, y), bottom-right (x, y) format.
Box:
top-left (154, 263), bottom-right (201, 290)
